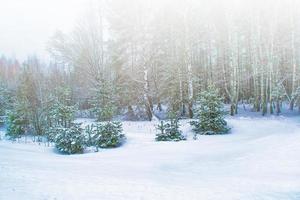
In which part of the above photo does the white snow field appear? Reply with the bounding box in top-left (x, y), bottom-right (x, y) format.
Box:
top-left (1, 117), bottom-right (300, 200)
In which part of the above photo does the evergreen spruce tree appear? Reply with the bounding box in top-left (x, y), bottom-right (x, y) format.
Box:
top-left (90, 80), bottom-right (116, 121)
top-left (87, 121), bottom-right (125, 148)
top-left (46, 86), bottom-right (82, 150)
top-left (0, 82), bottom-right (10, 126)
top-left (6, 81), bottom-right (31, 139)
top-left (191, 86), bottom-right (230, 136)
top-left (0, 82), bottom-right (11, 116)
top-left (271, 83), bottom-right (286, 115)
top-left (6, 100), bottom-right (29, 140)
top-left (6, 112), bottom-right (26, 140)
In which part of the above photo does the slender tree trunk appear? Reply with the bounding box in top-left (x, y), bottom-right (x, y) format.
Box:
top-left (143, 68), bottom-right (153, 121)
top-left (290, 12), bottom-right (297, 111)
top-left (187, 64), bottom-right (193, 118)
top-left (178, 67), bottom-right (185, 116)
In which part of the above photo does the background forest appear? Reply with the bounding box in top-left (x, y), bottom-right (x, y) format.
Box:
top-left (1, 0), bottom-right (300, 132)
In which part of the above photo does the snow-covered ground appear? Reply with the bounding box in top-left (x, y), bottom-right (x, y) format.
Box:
top-left (1, 117), bottom-right (300, 200)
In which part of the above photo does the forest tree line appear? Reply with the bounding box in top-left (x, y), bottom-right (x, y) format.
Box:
top-left (1, 0), bottom-right (300, 129)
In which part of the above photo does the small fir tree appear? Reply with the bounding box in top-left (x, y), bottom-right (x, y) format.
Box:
top-left (155, 114), bottom-right (186, 142)
top-left (271, 83), bottom-right (286, 115)
top-left (86, 121), bottom-right (125, 148)
top-left (190, 86), bottom-right (230, 136)
top-left (49, 123), bottom-right (86, 154)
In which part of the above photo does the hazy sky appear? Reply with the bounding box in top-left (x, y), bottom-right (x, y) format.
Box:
top-left (0, 0), bottom-right (89, 61)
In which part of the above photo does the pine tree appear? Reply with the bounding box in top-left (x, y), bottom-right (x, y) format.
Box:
top-left (49, 86), bottom-right (77, 128)
top-left (49, 123), bottom-right (86, 154)
top-left (191, 86), bottom-right (230, 136)
top-left (155, 114), bottom-right (186, 142)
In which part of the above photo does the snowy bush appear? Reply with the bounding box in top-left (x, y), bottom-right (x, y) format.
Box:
top-left (85, 121), bottom-right (125, 148)
top-left (191, 86), bottom-right (230, 136)
top-left (155, 119), bottom-right (186, 141)
top-left (50, 123), bottom-right (86, 154)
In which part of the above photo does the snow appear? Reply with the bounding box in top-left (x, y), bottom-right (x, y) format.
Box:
top-left (1, 117), bottom-right (300, 200)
